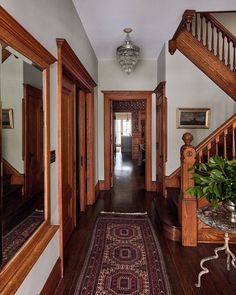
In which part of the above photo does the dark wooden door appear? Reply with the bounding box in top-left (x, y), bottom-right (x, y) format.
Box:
top-left (24, 84), bottom-right (43, 197)
top-left (61, 75), bottom-right (76, 247)
top-left (156, 83), bottom-right (167, 197)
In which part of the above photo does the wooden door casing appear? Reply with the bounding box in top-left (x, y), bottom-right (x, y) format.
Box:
top-left (24, 84), bottom-right (43, 197)
top-left (61, 75), bottom-right (76, 247)
top-left (155, 82), bottom-right (167, 197)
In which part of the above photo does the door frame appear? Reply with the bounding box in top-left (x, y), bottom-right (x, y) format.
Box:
top-left (57, 39), bottom-right (96, 274)
top-left (103, 91), bottom-right (153, 191)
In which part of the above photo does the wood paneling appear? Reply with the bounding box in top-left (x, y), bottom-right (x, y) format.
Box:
top-left (2, 159), bottom-right (24, 187)
top-left (103, 91), bottom-right (153, 192)
top-left (0, 6), bottom-right (56, 292)
top-left (40, 258), bottom-right (61, 295)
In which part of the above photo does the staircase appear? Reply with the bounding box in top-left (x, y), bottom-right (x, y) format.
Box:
top-left (156, 114), bottom-right (236, 246)
top-left (169, 10), bottom-right (236, 101)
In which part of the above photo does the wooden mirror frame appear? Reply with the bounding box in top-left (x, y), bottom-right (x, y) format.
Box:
top-left (0, 6), bottom-right (58, 294)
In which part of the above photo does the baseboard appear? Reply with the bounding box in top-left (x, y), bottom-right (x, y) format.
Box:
top-left (40, 258), bottom-right (62, 295)
top-left (98, 180), bottom-right (106, 191)
top-left (95, 181), bottom-right (99, 199)
top-left (165, 168), bottom-right (180, 188)
top-left (151, 181), bottom-right (157, 192)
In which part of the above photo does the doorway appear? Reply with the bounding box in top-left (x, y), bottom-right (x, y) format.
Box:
top-left (103, 91), bottom-right (153, 191)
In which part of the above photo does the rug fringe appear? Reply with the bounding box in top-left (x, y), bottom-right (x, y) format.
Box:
top-left (100, 211), bottom-right (148, 215)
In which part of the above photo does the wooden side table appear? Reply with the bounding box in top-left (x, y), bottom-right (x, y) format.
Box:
top-left (196, 205), bottom-right (236, 288)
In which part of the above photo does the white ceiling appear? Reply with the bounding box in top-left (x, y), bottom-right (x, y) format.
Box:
top-left (73, 0), bottom-right (236, 59)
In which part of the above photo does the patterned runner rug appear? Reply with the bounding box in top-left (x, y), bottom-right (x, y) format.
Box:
top-left (75, 212), bottom-right (172, 295)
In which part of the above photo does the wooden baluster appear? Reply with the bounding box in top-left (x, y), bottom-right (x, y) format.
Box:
top-left (200, 14), bottom-right (203, 44)
top-left (205, 18), bottom-right (209, 49)
top-left (232, 123), bottom-right (236, 161)
top-left (223, 130), bottom-right (228, 159)
top-left (207, 143), bottom-right (211, 161)
top-left (180, 133), bottom-right (197, 247)
top-left (216, 28), bottom-right (220, 58)
top-left (198, 150), bottom-right (203, 163)
top-left (222, 33), bottom-right (225, 65)
top-left (195, 13), bottom-right (198, 39)
top-left (211, 23), bottom-right (214, 53)
top-left (227, 37), bottom-right (231, 69)
top-left (215, 136), bottom-right (219, 156)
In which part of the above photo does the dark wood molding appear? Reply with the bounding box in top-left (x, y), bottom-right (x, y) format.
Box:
top-left (56, 39), bottom-right (96, 92)
top-left (151, 181), bottom-right (157, 192)
top-left (40, 258), bottom-right (62, 295)
top-left (165, 168), bottom-right (181, 188)
top-left (0, 225), bottom-right (59, 294)
top-left (103, 91), bottom-right (153, 192)
top-left (0, 6), bottom-right (56, 69)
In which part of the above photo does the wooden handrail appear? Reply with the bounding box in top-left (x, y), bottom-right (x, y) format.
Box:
top-left (196, 114), bottom-right (236, 153)
top-left (200, 13), bottom-right (236, 45)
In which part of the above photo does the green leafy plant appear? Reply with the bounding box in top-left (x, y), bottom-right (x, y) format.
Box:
top-left (186, 155), bottom-right (236, 208)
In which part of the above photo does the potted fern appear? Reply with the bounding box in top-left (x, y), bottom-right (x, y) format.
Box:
top-left (187, 155), bottom-right (236, 221)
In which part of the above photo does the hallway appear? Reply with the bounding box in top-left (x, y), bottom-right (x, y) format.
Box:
top-left (55, 153), bottom-right (236, 295)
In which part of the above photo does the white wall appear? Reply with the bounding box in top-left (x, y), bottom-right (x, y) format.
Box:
top-left (164, 44), bottom-right (236, 175)
top-left (157, 44), bottom-right (166, 84)
top-left (23, 62), bottom-right (43, 90)
top-left (98, 59), bottom-right (157, 181)
top-left (1, 55), bottom-right (24, 173)
top-left (0, 0), bottom-right (98, 293)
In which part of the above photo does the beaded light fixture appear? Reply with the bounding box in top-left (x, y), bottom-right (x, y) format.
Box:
top-left (116, 28), bottom-right (140, 74)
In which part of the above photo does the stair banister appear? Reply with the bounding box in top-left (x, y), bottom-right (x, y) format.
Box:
top-left (180, 133), bottom-right (197, 246)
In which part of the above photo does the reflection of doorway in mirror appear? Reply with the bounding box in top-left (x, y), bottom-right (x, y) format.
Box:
top-left (0, 45), bottom-right (44, 267)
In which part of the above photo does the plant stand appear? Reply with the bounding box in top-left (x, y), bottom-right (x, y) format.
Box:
top-left (196, 205), bottom-right (236, 288)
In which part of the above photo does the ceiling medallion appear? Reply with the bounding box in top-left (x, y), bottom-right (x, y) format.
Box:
top-left (116, 28), bottom-right (140, 74)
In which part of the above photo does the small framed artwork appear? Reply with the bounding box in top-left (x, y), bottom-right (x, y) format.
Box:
top-left (2, 109), bottom-right (14, 129)
top-left (177, 108), bottom-right (210, 129)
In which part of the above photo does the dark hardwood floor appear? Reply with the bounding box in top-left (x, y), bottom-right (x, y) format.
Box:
top-left (55, 152), bottom-right (236, 295)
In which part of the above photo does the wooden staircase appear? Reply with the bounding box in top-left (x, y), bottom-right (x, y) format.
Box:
top-left (157, 114), bottom-right (236, 245)
top-left (169, 10), bottom-right (236, 101)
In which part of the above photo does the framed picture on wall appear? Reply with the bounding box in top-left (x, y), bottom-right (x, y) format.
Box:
top-left (2, 109), bottom-right (14, 129)
top-left (177, 108), bottom-right (210, 129)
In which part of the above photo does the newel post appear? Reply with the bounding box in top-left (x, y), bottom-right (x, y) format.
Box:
top-left (180, 133), bottom-right (197, 246)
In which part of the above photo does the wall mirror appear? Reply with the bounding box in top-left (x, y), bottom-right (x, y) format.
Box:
top-left (0, 42), bottom-right (44, 268)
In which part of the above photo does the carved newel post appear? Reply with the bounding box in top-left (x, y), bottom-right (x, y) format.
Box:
top-left (180, 133), bottom-right (197, 246)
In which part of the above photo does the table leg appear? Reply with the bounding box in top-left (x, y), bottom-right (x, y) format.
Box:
top-left (195, 233), bottom-right (236, 288)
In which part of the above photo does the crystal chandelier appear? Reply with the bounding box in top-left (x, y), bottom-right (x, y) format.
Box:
top-left (116, 28), bottom-right (140, 74)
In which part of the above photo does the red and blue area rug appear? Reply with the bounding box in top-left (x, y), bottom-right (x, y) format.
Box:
top-left (75, 212), bottom-right (172, 294)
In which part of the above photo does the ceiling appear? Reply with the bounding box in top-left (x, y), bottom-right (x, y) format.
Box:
top-left (73, 0), bottom-right (236, 59)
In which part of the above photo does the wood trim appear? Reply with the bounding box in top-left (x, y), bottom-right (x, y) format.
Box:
top-left (0, 224), bottom-right (58, 294)
top-left (103, 91), bottom-right (153, 191)
top-left (165, 168), bottom-right (181, 188)
top-left (0, 8), bottom-right (55, 292)
top-left (86, 92), bottom-right (95, 205)
top-left (40, 258), bottom-right (62, 295)
top-left (0, 6), bottom-right (56, 69)
top-left (56, 39), bottom-right (96, 91)
top-left (57, 39), bottom-right (96, 275)
top-left (2, 158), bottom-right (24, 186)
top-left (95, 181), bottom-right (99, 200)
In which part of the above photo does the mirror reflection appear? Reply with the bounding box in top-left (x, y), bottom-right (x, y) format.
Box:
top-left (0, 42), bottom-right (44, 267)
